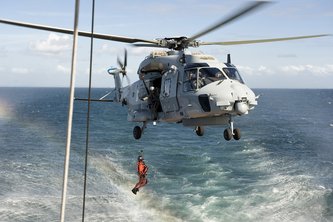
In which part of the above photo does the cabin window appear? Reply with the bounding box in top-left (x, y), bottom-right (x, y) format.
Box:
top-left (164, 78), bottom-right (171, 97)
top-left (222, 68), bottom-right (244, 84)
top-left (183, 69), bottom-right (198, 91)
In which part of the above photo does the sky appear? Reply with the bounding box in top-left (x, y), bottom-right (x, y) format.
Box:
top-left (0, 0), bottom-right (332, 88)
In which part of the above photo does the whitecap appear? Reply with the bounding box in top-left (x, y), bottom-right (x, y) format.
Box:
top-left (318, 185), bottom-right (326, 190)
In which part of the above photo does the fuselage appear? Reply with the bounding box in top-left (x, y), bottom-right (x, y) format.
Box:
top-left (113, 50), bottom-right (258, 127)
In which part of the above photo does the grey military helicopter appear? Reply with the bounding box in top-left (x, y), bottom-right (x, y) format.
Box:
top-left (0, 1), bottom-right (328, 140)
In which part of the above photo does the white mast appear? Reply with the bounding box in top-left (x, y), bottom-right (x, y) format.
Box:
top-left (60, 0), bottom-right (80, 221)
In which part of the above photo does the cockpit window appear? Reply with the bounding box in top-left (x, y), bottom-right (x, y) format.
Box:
top-left (222, 68), bottom-right (244, 84)
top-left (199, 67), bottom-right (226, 82)
top-left (183, 67), bottom-right (226, 91)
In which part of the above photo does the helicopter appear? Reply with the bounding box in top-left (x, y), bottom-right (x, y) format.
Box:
top-left (108, 48), bottom-right (258, 140)
top-left (0, 1), bottom-right (329, 140)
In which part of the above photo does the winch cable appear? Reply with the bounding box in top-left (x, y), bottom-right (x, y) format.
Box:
top-left (82, 0), bottom-right (95, 221)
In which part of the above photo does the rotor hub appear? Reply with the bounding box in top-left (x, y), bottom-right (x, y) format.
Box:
top-left (157, 37), bottom-right (194, 50)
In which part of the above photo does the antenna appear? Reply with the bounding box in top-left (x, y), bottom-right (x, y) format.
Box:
top-left (227, 54), bottom-right (231, 63)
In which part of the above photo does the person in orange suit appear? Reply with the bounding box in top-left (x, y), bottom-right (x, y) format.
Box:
top-left (132, 155), bottom-right (148, 195)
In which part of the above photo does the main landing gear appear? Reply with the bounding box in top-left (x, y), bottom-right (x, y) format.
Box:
top-left (223, 117), bottom-right (241, 141)
top-left (195, 126), bottom-right (204, 136)
top-left (133, 122), bottom-right (147, 140)
top-left (194, 122), bottom-right (241, 141)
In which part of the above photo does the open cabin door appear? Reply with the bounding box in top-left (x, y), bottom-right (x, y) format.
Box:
top-left (160, 68), bottom-right (179, 112)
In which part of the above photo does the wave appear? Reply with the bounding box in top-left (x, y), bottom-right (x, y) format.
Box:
top-left (83, 152), bottom-right (183, 222)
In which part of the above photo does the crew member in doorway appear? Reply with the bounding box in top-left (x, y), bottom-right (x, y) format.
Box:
top-left (148, 86), bottom-right (160, 120)
top-left (132, 155), bottom-right (148, 195)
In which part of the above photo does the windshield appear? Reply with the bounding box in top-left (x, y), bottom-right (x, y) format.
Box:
top-left (222, 68), bottom-right (244, 84)
top-left (183, 67), bottom-right (226, 91)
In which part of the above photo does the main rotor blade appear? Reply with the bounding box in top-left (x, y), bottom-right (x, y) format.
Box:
top-left (0, 18), bottom-right (158, 44)
top-left (188, 1), bottom-right (270, 42)
top-left (200, 34), bottom-right (330, 46)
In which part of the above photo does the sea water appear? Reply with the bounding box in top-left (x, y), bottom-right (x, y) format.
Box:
top-left (0, 88), bottom-right (332, 222)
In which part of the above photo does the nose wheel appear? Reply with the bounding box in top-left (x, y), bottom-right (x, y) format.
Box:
top-left (223, 117), bottom-right (241, 141)
top-left (195, 126), bottom-right (204, 136)
top-left (232, 128), bottom-right (241, 140)
top-left (224, 128), bottom-right (232, 141)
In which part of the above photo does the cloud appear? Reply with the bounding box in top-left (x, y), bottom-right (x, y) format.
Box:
top-left (97, 43), bottom-right (151, 57)
top-left (129, 47), bottom-right (152, 56)
top-left (280, 64), bottom-right (333, 76)
top-left (237, 65), bottom-right (254, 75)
top-left (97, 43), bottom-right (120, 54)
top-left (56, 64), bottom-right (70, 73)
top-left (237, 65), bottom-right (274, 76)
top-left (30, 33), bottom-right (71, 55)
top-left (238, 64), bottom-right (333, 77)
top-left (258, 65), bottom-right (274, 74)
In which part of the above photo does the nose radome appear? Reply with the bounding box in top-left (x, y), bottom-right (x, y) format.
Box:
top-left (225, 82), bottom-right (257, 114)
top-left (198, 80), bottom-right (257, 112)
top-left (234, 101), bottom-right (249, 115)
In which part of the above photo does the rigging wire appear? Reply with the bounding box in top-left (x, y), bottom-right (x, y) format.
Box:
top-left (82, 0), bottom-right (95, 221)
top-left (60, 0), bottom-right (80, 221)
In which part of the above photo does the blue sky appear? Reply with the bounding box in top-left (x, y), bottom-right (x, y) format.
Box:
top-left (0, 0), bottom-right (332, 88)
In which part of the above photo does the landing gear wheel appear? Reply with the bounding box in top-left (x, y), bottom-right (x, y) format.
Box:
top-left (233, 128), bottom-right (241, 140)
top-left (133, 126), bottom-right (142, 140)
top-left (224, 128), bottom-right (232, 141)
top-left (195, 126), bottom-right (204, 136)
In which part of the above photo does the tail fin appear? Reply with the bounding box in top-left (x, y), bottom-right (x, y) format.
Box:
top-left (107, 67), bottom-right (122, 102)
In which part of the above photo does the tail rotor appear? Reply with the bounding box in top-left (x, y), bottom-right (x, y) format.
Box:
top-left (117, 49), bottom-right (130, 86)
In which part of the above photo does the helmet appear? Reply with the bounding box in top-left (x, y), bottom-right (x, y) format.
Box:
top-left (138, 155), bottom-right (144, 161)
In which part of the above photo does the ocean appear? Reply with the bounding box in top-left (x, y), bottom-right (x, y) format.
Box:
top-left (0, 87), bottom-right (332, 222)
